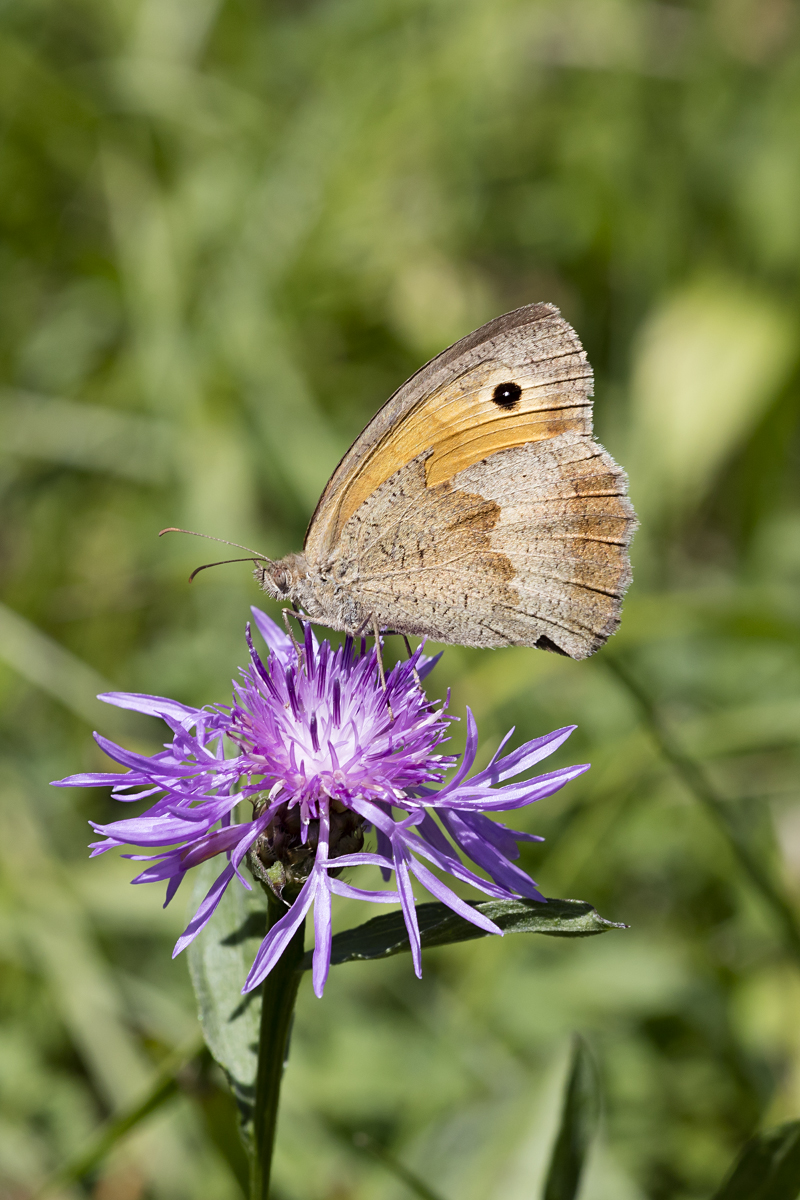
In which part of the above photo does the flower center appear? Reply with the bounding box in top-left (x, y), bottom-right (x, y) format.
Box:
top-left (249, 799), bottom-right (365, 901)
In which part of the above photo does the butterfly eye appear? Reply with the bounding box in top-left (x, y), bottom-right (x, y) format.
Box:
top-left (491, 381), bottom-right (522, 409)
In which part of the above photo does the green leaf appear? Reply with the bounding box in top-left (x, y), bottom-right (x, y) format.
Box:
top-left (301, 897), bottom-right (626, 971)
top-left (187, 860), bottom-right (269, 1142)
top-left (712, 1122), bottom-right (800, 1200)
top-left (542, 1036), bottom-right (600, 1200)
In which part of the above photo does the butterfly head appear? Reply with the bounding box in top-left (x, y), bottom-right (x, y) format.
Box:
top-left (255, 553), bottom-right (308, 603)
top-left (256, 553), bottom-right (367, 635)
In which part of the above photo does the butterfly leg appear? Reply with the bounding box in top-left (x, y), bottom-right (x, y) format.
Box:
top-left (402, 634), bottom-right (422, 688)
top-left (281, 605), bottom-right (304, 669)
top-left (371, 613), bottom-right (395, 722)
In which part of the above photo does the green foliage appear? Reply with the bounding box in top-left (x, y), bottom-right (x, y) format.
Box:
top-left (188, 860), bottom-right (268, 1141)
top-left (712, 1121), bottom-right (800, 1200)
top-left (1, 0), bottom-right (800, 1197)
top-left (305, 897), bottom-right (626, 970)
top-left (542, 1037), bottom-right (600, 1200)
top-left (189, 864), bottom-right (622, 1188)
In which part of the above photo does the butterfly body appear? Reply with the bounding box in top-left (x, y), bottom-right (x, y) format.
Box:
top-left (258, 303), bottom-right (636, 660)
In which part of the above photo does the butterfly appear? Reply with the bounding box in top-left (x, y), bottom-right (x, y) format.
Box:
top-left (259, 303), bottom-right (636, 659)
top-left (174, 304), bottom-right (636, 660)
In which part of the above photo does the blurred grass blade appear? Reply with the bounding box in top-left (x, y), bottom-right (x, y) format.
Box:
top-left (187, 859), bottom-right (269, 1143)
top-left (301, 897), bottom-right (626, 971)
top-left (1, 793), bottom-right (206, 1190)
top-left (31, 1036), bottom-right (204, 1198)
top-left (0, 796), bottom-right (156, 1109)
top-left (192, 1055), bottom-right (251, 1198)
top-left (712, 1121), bottom-right (800, 1200)
top-left (605, 656), bottom-right (800, 965)
top-left (0, 389), bottom-right (174, 482)
top-left (351, 1131), bottom-right (449, 1200)
top-left (542, 1036), bottom-right (600, 1200)
top-left (0, 602), bottom-right (120, 727)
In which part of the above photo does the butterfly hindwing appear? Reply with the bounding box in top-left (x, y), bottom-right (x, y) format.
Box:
top-left (325, 432), bottom-right (633, 658)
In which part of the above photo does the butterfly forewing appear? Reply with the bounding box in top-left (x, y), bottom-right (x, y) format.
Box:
top-left (304, 304), bottom-right (589, 556)
top-left (295, 303), bottom-right (635, 658)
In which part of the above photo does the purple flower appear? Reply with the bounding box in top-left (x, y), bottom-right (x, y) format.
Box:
top-left (53, 608), bottom-right (589, 997)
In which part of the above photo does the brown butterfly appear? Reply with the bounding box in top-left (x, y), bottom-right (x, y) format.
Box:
top-left (174, 304), bottom-right (636, 659)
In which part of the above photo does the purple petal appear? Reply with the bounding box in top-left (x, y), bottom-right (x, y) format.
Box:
top-left (250, 606), bottom-right (295, 661)
top-left (416, 811), bottom-right (455, 856)
top-left (376, 827), bottom-right (393, 882)
top-left (181, 821), bottom-right (258, 873)
top-left (401, 830), bottom-right (509, 899)
top-left (91, 795), bottom-right (240, 846)
top-left (52, 771), bottom-right (137, 789)
top-left (91, 817), bottom-right (209, 848)
top-left (347, 796), bottom-right (397, 838)
top-left (441, 707), bottom-right (480, 793)
top-left (394, 851), bottom-right (422, 977)
top-left (312, 873), bottom-right (332, 997)
top-left (245, 624), bottom-right (274, 691)
top-left (437, 763), bottom-right (590, 810)
top-left (328, 880), bottom-right (401, 903)
top-left (439, 810), bottom-right (544, 901)
top-left (324, 851), bottom-right (394, 869)
top-left (164, 873), bottom-right (184, 907)
top-left (482, 727), bottom-right (516, 773)
top-left (243, 877), bottom-right (315, 992)
top-left (98, 692), bottom-right (199, 722)
top-left (470, 726), bottom-right (577, 785)
top-left (408, 856), bottom-right (504, 935)
top-left (230, 810), bottom-right (275, 875)
top-left (452, 810), bottom-right (521, 859)
top-left (109, 786), bottom-right (163, 803)
top-left (416, 649), bottom-right (443, 680)
top-left (173, 864), bottom-right (236, 956)
top-left (93, 733), bottom-right (200, 777)
top-left (89, 837), bottom-right (125, 856)
top-left (131, 853), bottom-right (183, 884)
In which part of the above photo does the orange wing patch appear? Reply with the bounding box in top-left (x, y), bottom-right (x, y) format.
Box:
top-left (326, 358), bottom-right (592, 546)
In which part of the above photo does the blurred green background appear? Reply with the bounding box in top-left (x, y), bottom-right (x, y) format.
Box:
top-left (2, 0), bottom-right (800, 1197)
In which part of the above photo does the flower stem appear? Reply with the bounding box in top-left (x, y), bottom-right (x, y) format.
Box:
top-left (250, 898), bottom-right (306, 1200)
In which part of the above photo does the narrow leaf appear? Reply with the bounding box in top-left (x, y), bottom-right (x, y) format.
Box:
top-left (30, 1037), bottom-right (203, 1199)
top-left (188, 860), bottom-right (269, 1142)
top-left (542, 1036), bottom-right (600, 1200)
top-left (712, 1121), bottom-right (800, 1200)
top-left (301, 897), bottom-right (626, 971)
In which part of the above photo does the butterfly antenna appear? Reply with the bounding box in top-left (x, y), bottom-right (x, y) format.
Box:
top-left (159, 527), bottom-right (271, 560)
top-left (188, 557), bottom-right (268, 582)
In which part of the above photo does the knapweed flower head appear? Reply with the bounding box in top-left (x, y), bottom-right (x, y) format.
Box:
top-left (53, 608), bottom-right (589, 997)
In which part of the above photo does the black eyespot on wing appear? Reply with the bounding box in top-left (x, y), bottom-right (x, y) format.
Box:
top-left (491, 381), bottom-right (522, 410)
